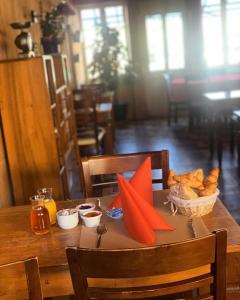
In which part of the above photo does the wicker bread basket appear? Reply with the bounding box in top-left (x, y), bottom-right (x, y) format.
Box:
top-left (167, 189), bottom-right (219, 217)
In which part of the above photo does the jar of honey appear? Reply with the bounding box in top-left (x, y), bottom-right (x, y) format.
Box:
top-left (37, 188), bottom-right (57, 225)
top-left (30, 195), bottom-right (50, 235)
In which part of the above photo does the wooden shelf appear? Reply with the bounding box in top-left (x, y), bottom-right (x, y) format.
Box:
top-left (0, 55), bottom-right (81, 204)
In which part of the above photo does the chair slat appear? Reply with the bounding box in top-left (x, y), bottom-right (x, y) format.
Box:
top-left (89, 275), bottom-right (213, 299)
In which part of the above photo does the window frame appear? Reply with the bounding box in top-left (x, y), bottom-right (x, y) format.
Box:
top-left (145, 10), bottom-right (186, 73)
top-left (78, 0), bottom-right (131, 81)
top-left (202, 0), bottom-right (240, 70)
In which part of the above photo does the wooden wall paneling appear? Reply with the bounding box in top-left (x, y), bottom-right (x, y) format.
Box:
top-left (0, 116), bottom-right (12, 207)
top-left (0, 57), bottom-right (63, 205)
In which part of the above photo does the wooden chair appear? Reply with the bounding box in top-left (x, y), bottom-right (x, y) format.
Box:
top-left (73, 89), bottom-right (106, 155)
top-left (66, 229), bottom-right (227, 300)
top-left (163, 73), bottom-right (188, 126)
top-left (81, 150), bottom-right (169, 197)
top-left (81, 84), bottom-right (115, 144)
top-left (0, 257), bottom-right (43, 300)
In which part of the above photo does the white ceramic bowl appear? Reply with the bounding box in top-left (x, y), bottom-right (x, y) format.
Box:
top-left (76, 203), bottom-right (95, 216)
top-left (81, 210), bottom-right (102, 228)
top-left (57, 209), bottom-right (79, 229)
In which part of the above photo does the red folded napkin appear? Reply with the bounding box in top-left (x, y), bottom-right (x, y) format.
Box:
top-left (108, 157), bottom-right (153, 209)
top-left (118, 175), bottom-right (175, 246)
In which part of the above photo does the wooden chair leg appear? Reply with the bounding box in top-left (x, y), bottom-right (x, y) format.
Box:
top-left (174, 104), bottom-right (178, 123)
top-left (103, 123), bottom-right (113, 154)
top-left (237, 131), bottom-right (240, 168)
top-left (216, 121), bottom-right (223, 168)
top-left (230, 118), bottom-right (235, 156)
top-left (209, 120), bottom-right (215, 160)
top-left (188, 105), bottom-right (195, 132)
top-left (168, 104), bottom-right (172, 126)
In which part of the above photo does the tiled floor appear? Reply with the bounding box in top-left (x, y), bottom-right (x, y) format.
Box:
top-left (114, 118), bottom-right (240, 223)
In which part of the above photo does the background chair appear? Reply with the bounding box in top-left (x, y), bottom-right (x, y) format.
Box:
top-left (0, 257), bottom-right (43, 300)
top-left (73, 89), bottom-right (106, 155)
top-left (66, 229), bottom-right (227, 300)
top-left (80, 84), bottom-right (115, 142)
top-left (163, 73), bottom-right (188, 126)
top-left (81, 150), bottom-right (169, 197)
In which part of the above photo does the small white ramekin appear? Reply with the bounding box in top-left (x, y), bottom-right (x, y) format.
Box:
top-left (81, 210), bottom-right (102, 228)
top-left (57, 209), bottom-right (79, 229)
top-left (76, 203), bottom-right (96, 216)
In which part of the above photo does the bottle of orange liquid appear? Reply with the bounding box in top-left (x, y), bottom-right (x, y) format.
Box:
top-left (37, 188), bottom-right (57, 225)
top-left (30, 195), bottom-right (50, 235)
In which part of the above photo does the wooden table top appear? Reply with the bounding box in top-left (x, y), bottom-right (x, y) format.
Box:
top-left (204, 90), bottom-right (240, 101)
top-left (0, 190), bottom-right (240, 269)
top-left (203, 90), bottom-right (240, 114)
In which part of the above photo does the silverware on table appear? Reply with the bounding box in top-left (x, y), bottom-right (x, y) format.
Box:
top-left (96, 198), bottom-right (101, 210)
top-left (96, 223), bottom-right (107, 248)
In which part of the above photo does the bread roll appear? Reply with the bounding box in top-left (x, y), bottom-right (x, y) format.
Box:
top-left (199, 183), bottom-right (217, 197)
top-left (170, 183), bottom-right (198, 200)
top-left (204, 168), bottom-right (219, 185)
top-left (167, 170), bottom-right (177, 187)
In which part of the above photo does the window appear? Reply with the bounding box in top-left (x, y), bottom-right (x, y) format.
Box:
top-left (202, 0), bottom-right (223, 67)
top-left (105, 6), bottom-right (127, 48)
top-left (145, 15), bottom-right (165, 71)
top-left (226, 0), bottom-right (240, 64)
top-left (80, 4), bottom-right (129, 77)
top-left (166, 13), bottom-right (185, 70)
top-left (202, 0), bottom-right (240, 67)
top-left (145, 12), bottom-right (185, 72)
top-left (81, 9), bottom-right (101, 67)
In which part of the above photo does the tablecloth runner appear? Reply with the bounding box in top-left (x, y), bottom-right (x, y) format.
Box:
top-left (79, 190), bottom-right (210, 249)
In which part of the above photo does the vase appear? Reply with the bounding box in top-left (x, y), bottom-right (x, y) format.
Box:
top-left (114, 103), bottom-right (128, 121)
top-left (41, 38), bottom-right (59, 54)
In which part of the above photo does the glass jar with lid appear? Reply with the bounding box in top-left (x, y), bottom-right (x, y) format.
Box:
top-left (37, 188), bottom-right (57, 225)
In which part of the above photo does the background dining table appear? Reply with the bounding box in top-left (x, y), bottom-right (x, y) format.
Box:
top-left (0, 190), bottom-right (240, 299)
top-left (203, 89), bottom-right (240, 167)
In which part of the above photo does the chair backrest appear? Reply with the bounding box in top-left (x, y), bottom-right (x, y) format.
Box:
top-left (73, 89), bottom-right (97, 124)
top-left (163, 72), bottom-right (172, 101)
top-left (163, 73), bottom-right (188, 103)
top-left (81, 150), bottom-right (169, 197)
top-left (81, 83), bottom-right (105, 94)
top-left (66, 229), bottom-right (227, 300)
top-left (0, 257), bottom-right (43, 300)
top-left (73, 89), bottom-right (99, 143)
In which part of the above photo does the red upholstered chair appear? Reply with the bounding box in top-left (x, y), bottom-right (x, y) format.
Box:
top-left (163, 73), bottom-right (188, 126)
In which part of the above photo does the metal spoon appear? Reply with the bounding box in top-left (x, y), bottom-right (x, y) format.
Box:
top-left (96, 224), bottom-right (107, 248)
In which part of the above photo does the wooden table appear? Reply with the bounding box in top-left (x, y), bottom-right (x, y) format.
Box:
top-left (203, 90), bottom-right (240, 167)
top-left (0, 191), bottom-right (240, 298)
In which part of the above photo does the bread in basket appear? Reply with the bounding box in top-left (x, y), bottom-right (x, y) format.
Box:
top-left (166, 168), bottom-right (220, 217)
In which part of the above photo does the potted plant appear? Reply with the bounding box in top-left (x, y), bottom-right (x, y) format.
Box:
top-left (88, 25), bottom-right (137, 121)
top-left (40, 2), bottom-right (74, 54)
